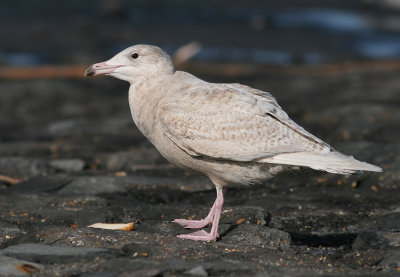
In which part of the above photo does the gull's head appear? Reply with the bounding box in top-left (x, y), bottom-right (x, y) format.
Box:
top-left (84, 44), bottom-right (174, 83)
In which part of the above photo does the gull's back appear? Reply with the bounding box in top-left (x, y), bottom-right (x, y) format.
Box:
top-left (152, 70), bottom-right (381, 181)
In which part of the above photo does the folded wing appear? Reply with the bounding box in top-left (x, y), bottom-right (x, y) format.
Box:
top-left (157, 82), bottom-right (331, 161)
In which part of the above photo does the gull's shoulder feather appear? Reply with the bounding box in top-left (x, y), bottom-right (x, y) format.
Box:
top-left (157, 78), bottom-right (332, 162)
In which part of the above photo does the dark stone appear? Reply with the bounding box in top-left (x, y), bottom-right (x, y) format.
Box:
top-left (45, 209), bottom-right (119, 227)
top-left (0, 221), bottom-right (24, 246)
top-left (352, 231), bottom-right (390, 250)
top-left (1, 243), bottom-right (119, 263)
top-left (341, 250), bottom-right (385, 269)
top-left (375, 212), bottom-right (400, 232)
top-left (221, 224), bottom-right (292, 249)
top-left (6, 176), bottom-right (71, 194)
top-left (0, 255), bottom-right (44, 276)
top-left (379, 248), bottom-right (400, 271)
top-left (49, 158), bottom-right (86, 172)
top-left (291, 232), bottom-right (357, 248)
top-left (57, 175), bottom-right (210, 196)
top-left (221, 206), bottom-right (271, 226)
top-left (184, 265), bottom-right (208, 276)
top-left (118, 269), bottom-right (163, 277)
top-left (57, 176), bottom-right (128, 195)
top-left (28, 195), bottom-right (120, 226)
top-left (0, 157), bottom-right (50, 178)
top-left (377, 231), bottom-right (400, 248)
top-left (121, 243), bottom-right (154, 258)
top-left (44, 119), bottom-right (86, 136)
top-left (195, 259), bottom-right (255, 275)
top-left (81, 272), bottom-right (119, 277)
top-left (98, 149), bottom-right (166, 171)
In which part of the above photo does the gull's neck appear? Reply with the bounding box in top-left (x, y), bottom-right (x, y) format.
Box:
top-left (128, 71), bottom-right (172, 91)
top-left (128, 72), bottom-right (172, 139)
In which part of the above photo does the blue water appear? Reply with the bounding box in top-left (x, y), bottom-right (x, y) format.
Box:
top-left (193, 47), bottom-right (292, 65)
top-left (357, 37), bottom-right (400, 59)
top-left (0, 52), bottom-right (42, 66)
top-left (271, 8), bottom-right (372, 32)
top-left (2, 5), bottom-right (400, 66)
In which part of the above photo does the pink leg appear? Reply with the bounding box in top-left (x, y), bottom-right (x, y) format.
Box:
top-left (173, 199), bottom-right (217, 229)
top-left (175, 186), bottom-right (224, 241)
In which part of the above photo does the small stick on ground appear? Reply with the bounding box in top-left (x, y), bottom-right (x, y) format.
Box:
top-left (0, 175), bottom-right (21, 184)
top-left (88, 222), bottom-right (134, 231)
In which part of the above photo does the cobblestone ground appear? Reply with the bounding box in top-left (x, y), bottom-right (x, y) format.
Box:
top-left (0, 66), bottom-right (398, 276)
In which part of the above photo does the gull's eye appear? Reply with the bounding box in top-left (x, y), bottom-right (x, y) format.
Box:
top-left (131, 53), bottom-right (139, 59)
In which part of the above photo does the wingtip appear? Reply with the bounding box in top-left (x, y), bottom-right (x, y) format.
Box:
top-left (346, 161), bottom-right (383, 174)
top-left (370, 165), bottom-right (383, 173)
top-left (357, 159), bottom-right (383, 173)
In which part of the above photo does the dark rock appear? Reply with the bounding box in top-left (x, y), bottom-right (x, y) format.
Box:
top-left (81, 272), bottom-right (119, 277)
top-left (222, 206), bottom-right (271, 226)
top-left (0, 157), bottom-right (50, 178)
top-left (352, 230), bottom-right (390, 250)
top-left (45, 119), bottom-right (86, 136)
top-left (49, 158), bottom-right (86, 172)
top-left (0, 243), bottom-right (119, 263)
top-left (29, 195), bottom-right (115, 226)
top-left (198, 259), bottom-right (255, 275)
top-left (341, 250), bottom-right (385, 269)
top-left (57, 176), bottom-right (128, 195)
top-left (378, 231), bottom-right (400, 248)
top-left (0, 142), bottom-right (55, 157)
top-left (100, 258), bottom-right (165, 274)
top-left (6, 176), bottom-right (71, 194)
top-left (375, 212), bottom-right (400, 232)
top-left (98, 149), bottom-right (166, 171)
top-left (290, 231), bottom-right (357, 248)
top-left (31, 226), bottom-right (160, 250)
top-left (58, 175), bottom-right (211, 196)
top-left (184, 265), bottom-right (208, 276)
top-left (118, 269), bottom-right (163, 277)
top-left (222, 224), bottom-right (292, 249)
top-left (379, 248), bottom-right (400, 271)
top-left (41, 208), bottom-right (118, 227)
top-left (121, 242), bottom-right (154, 258)
top-left (0, 255), bottom-right (44, 276)
top-left (0, 221), bottom-right (24, 246)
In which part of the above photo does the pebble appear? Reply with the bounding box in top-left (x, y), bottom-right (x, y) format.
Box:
top-left (184, 265), bottom-right (208, 276)
top-left (49, 158), bottom-right (86, 172)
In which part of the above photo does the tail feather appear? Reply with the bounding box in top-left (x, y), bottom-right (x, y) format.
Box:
top-left (261, 151), bottom-right (382, 174)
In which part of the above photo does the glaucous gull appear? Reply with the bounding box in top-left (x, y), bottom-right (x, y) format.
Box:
top-left (85, 45), bottom-right (382, 242)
